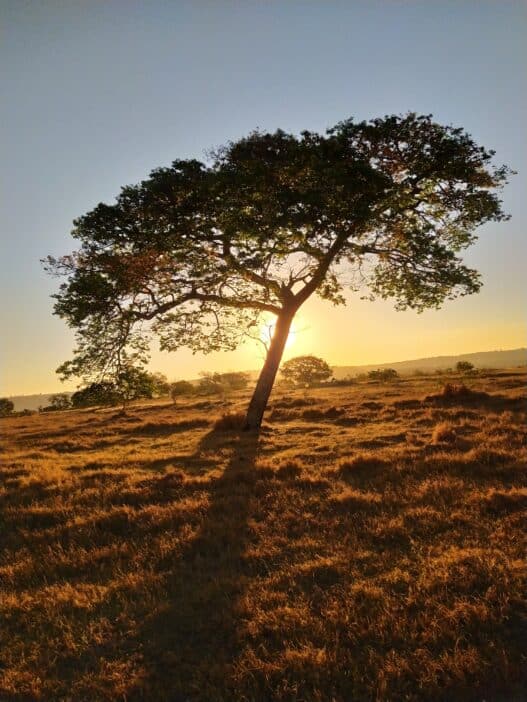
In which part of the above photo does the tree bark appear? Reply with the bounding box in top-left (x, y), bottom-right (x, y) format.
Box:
top-left (244, 308), bottom-right (296, 430)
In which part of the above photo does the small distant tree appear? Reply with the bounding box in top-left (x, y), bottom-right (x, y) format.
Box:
top-left (71, 381), bottom-right (120, 408)
top-left (45, 114), bottom-right (512, 429)
top-left (113, 366), bottom-right (159, 407)
top-left (49, 393), bottom-right (72, 410)
top-left (281, 355), bottom-right (333, 387)
top-left (0, 398), bottom-right (14, 416)
top-left (368, 368), bottom-right (399, 382)
top-left (197, 373), bottom-right (225, 396)
top-left (212, 371), bottom-right (251, 391)
top-left (456, 360), bottom-right (475, 373)
top-left (170, 380), bottom-right (196, 402)
top-left (150, 372), bottom-right (170, 397)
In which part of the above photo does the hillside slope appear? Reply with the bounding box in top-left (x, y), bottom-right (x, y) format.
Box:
top-left (331, 347), bottom-right (527, 378)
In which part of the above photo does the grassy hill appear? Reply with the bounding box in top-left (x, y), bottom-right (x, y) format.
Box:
top-left (1, 370), bottom-right (525, 701)
top-left (331, 347), bottom-right (527, 379)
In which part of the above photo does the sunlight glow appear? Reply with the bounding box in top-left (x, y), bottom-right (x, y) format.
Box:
top-left (260, 321), bottom-right (297, 350)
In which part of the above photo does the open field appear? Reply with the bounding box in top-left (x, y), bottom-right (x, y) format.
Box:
top-left (1, 370), bottom-right (526, 701)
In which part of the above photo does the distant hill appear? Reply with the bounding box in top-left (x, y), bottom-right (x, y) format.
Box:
top-left (330, 347), bottom-right (527, 379)
top-left (5, 348), bottom-right (526, 410)
top-left (5, 393), bottom-right (73, 413)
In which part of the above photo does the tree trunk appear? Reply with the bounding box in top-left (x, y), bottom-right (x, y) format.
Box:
top-left (244, 308), bottom-right (295, 430)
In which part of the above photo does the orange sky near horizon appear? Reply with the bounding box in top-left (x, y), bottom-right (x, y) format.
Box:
top-left (3, 282), bottom-right (525, 396)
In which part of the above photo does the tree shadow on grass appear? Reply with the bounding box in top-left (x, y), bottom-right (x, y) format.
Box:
top-left (130, 427), bottom-right (262, 702)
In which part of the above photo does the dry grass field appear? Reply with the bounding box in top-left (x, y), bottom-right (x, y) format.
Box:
top-left (1, 370), bottom-right (526, 702)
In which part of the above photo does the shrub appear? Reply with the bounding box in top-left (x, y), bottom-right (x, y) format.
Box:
top-left (456, 360), bottom-right (475, 373)
top-left (71, 382), bottom-right (120, 408)
top-left (441, 383), bottom-right (474, 399)
top-left (431, 421), bottom-right (457, 444)
top-left (213, 412), bottom-right (246, 431)
top-left (368, 368), bottom-right (399, 382)
top-left (198, 373), bottom-right (226, 396)
top-left (276, 459), bottom-right (303, 480)
top-left (338, 454), bottom-right (388, 477)
top-left (214, 372), bottom-right (251, 391)
top-left (170, 380), bottom-right (196, 401)
top-left (49, 393), bottom-right (72, 410)
top-left (330, 376), bottom-right (357, 387)
top-left (150, 372), bottom-right (171, 397)
top-left (424, 383), bottom-right (491, 406)
top-left (0, 398), bottom-right (14, 416)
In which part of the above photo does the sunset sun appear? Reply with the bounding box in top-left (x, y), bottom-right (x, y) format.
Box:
top-left (260, 320), bottom-right (297, 349)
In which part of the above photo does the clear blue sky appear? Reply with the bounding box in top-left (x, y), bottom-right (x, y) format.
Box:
top-left (1, 0), bottom-right (526, 395)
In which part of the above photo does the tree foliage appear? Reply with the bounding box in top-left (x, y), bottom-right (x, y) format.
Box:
top-left (114, 367), bottom-right (158, 405)
top-left (71, 382), bottom-right (120, 408)
top-left (170, 380), bottom-right (196, 401)
top-left (195, 371), bottom-right (250, 395)
top-left (149, 372), bottom-right (171, 397)
top-left (70, 369), bottom-right (168, 409)
top-left (49, 393), bottom-right (72, 410)
top-left (45, 114), bottom-right (511, 427)
top-left (281, 356), bottom-right (333, 387)
top-left (214, 371), bottom-right (251, 391)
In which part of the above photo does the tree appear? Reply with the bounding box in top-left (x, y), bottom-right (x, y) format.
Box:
top-left (456, 360), bottom-right (475, 373)
top-left (49, 393), bottom-right (72, 410)
top-left (71, 381), bottom-right (120, 408)
top-left (150, 372), bottom-right (171, 397)
top-left (368, 368), bottom-right (399, 382)
top-left (0, 398), bottom-right (14, 417)
top-left (197, 373), bottom-right (226, 396)
top-left (113, 366), bottom-right (158, 406)
top-left (45, 114), bottom-right (511, 429)
top-left (281, 355), bottom-right (333, 387)
top-left (170, 380), bottom-right (195, 401)
top-left (212, 372), bottom-right (251, 391)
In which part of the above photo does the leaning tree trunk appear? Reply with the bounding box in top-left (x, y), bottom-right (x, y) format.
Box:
top-left (244, 308), bottom-right (296, 430)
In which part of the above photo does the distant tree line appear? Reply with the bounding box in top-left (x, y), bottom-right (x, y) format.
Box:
top-left (0, 358), bottom-right (479, 418)
top-left (171, 372), bottom-right (251, 401)
top-left (35, 369), bottom-right (253, 411)
top-left (38, 369), bottom-right (170, 411)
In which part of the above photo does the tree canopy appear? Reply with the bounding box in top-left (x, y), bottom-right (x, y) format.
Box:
top-left (49, 393), bottom-right (72, 410)
top-left (281, 356), bottom-right (333, 387)
top-left (46, 113), bottom-right (511, 428)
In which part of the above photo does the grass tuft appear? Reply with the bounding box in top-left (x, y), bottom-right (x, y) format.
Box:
top-left (213, 411), bottom-right (247, 431)
top-left (431, 421), bottom-right (458, 444)
top-left (337, 453), bottom-right (389, 478)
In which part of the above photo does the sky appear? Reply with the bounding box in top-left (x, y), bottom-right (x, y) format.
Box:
top-left (1, 0), bottom-right (526, 395)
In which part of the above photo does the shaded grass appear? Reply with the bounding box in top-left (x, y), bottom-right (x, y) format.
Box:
top-left (0, 371), bottom-right (526, 701)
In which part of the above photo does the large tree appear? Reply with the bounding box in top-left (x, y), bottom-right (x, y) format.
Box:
top-left (45, 114), bottom-right (510, 429)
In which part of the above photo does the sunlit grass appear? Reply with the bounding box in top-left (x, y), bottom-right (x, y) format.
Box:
top-left (0, 370), bottom-right (525, 701)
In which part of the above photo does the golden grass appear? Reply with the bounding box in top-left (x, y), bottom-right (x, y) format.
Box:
top-left (1, 371), bottom-right (526, 701)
